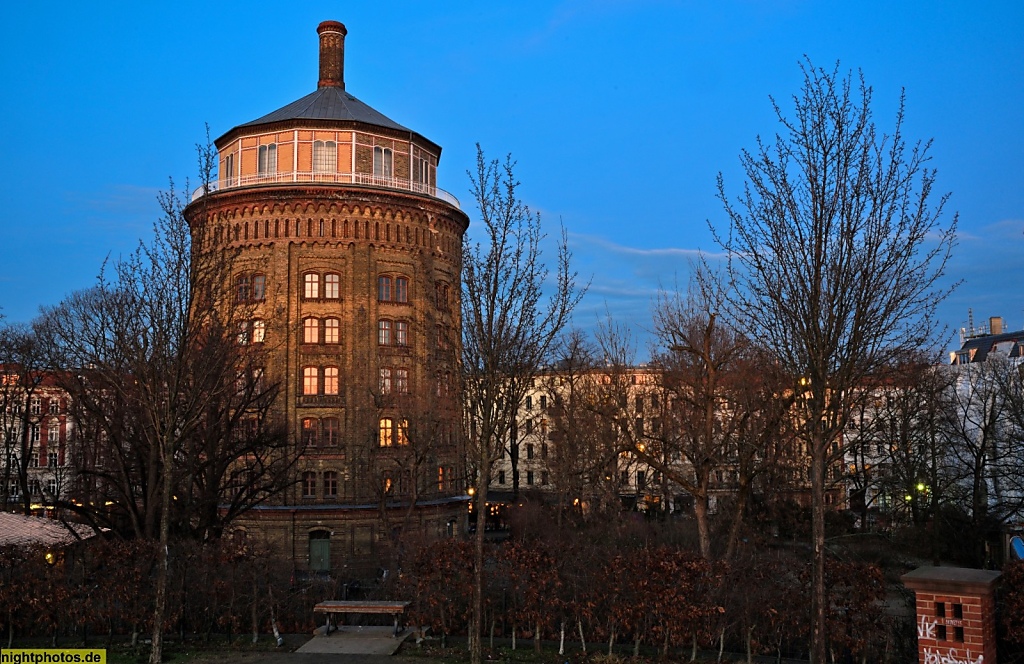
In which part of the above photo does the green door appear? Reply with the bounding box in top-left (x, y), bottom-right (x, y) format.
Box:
top-left (309, 531), bottom-right (330, 571)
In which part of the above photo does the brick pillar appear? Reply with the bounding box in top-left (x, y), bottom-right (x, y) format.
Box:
top-left (902, 566), bottom-right (1000, 664)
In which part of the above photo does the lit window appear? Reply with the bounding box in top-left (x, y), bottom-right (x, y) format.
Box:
top-left (438, 466), bottom-right (445, 491)
top-left (302, 418), bottom-right (319, 446)
top-left (252, 320), bottom-right (265, 344)
top-left (304, 318), bottom-right (319, 344)
top-left (378, 319), bottom-right (392, 345)
top-left (323, 367), bottom-right (339, 395)
top-left (324, 273), bottom-right (340, 299)
top-left (303, 367), bottom-right (318, 395)
top-left (304, 273), bottom-right (320, 299)
top-left (379, 418), bottom-right (394, 447)
top-left (378, 276), bottom-right (392, 301)
top-left (302, 471), bottom-right (316, 497)
top-left (396, 321), bottom-right (408, 346)
top-left (324, 318), bottom-right (340, 344)
top-left (313, 140), bottom-right (337, 174)
top-left (323, 471), bottom-right (338, 497)
top-left (252, 274), bottom-right (266, 300)
top-left (395, 368), bottom-right (409, 394)
top-left (372, 146), bottom-right (393, 178)
top-left (322, 418), bottom-right (339, 446)
top-left (258, 143), bottom-right (277, 175)
top-left (395, 277), bottom-right (408, 303)
top-left (380, 367), bottom-right (393, 394)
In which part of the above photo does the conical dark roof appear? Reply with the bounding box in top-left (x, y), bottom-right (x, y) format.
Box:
top-left (238, 86), bottom-right (409, 132)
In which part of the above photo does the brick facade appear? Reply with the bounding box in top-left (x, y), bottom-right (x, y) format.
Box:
top-left (183, 21), bottom-right (469, 577)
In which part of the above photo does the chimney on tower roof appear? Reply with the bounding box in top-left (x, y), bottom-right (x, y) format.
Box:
top-left (317, 21), bottom-right (347, 90)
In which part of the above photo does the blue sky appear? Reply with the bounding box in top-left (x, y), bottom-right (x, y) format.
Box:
top-left (2, 1), bottom-right (1021, 357)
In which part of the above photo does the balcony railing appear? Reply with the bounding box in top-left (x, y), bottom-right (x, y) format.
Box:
top-left (191, 171), bottom-right (460, 208)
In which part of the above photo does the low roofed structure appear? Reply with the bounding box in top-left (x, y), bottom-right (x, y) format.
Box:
top-left (0, 511), bottom-right (96, 548)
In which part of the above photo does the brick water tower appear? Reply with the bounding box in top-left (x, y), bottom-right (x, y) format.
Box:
top-left (184, 21), bottom-right (469, 576)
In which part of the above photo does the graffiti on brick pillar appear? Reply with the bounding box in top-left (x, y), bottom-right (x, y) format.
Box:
top-left (923, 648), bottom-right (982, 664)
top-left (918, 615), bottom-right (937, 640)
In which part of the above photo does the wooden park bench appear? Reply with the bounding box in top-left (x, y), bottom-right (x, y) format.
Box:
top-left (313, 600), bottom-right (411, 637)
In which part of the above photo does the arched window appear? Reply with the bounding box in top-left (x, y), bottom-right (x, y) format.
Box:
top-left (251, 274), bottom-right (266, 300)
top-left (323, 471), bottom-right (338, 498)
top-left (302, 472), bottom-right (317, 498)
top-left (252, 320), bottom-right (266, 344)
top-left (322, 418), bottom-right (339, 447)
top-left (323, 367), bottom-right (339, 395)
top-left (324, 318), bottom-right (340, 344)
top-left (302, 418), bottom-right (319, 447)
top-left (313, 140), bottom-right (337, 174)
top-left (302, 367), bottom-right (318, 395)
top-left (379, 418), bottom-right (393, 447)
top-left (258, 143), bottom-right (277, 176)
top-left (304, 273), bottom-right (320, 299)
top-left (324, 273), bottom-right (340, 299)
top-left (396, 419), bottom-right (409, 446)
top-left (236, 274), bottom-right (250, 302)
top-left (378, 275), bottom-right (392, 301)
top-left (303, 318), bottom-right (319, 344)
top-left (378, 319), bottom-right (392, 346)
top-left (372, 146), bottom-right (393, 178)
top-left (379, 367), bottom-right (392, 394)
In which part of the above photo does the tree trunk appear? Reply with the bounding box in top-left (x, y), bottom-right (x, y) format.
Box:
top-left (810, 442), bottom-right (826, 664)
top-left (559, 619), bottom-right (565, 655)
top-left (577, 617), bottom-right (586, 653)
top-left (694, 491), bottom-right (712, 559)
top-left (724, 480), bottom-right (751, 561)
top-left (149, 434), bottom-right (175, 664)
top-left (535, 621), bottom-right (541, 652)
top-left (470, 473), bottom-right (488, 664)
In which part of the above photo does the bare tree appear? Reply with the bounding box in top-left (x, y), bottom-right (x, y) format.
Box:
top-left (461, 146), bottom-right (582, 664)
top-left (713, 60), bottom-right (957, 662)
top-left (0, 324), bottom-right (48, 515)
top-left (541, 331), bottom-right (623, 526)
top-left (942, 355), bottom-right (1024, 564)
top-left (36, 148), bottom-right (295, 664)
